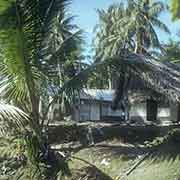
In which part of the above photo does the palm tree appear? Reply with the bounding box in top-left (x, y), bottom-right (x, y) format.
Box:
top-left (41, 8), bottom-right (83, 120)
top-left (160, 40), bottom-right (180, 63)
top-left (95, 0), bottom-right (170, 60)
top-left (0, 0), bottom-right (83, 120)
top-left (0, 0), bottom-right (82, 179)
top-left (94, 0), bottom-right (170, 121)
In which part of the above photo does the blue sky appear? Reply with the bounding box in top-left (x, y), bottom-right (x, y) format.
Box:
top-left (70, 0), bottom-right (180, 55)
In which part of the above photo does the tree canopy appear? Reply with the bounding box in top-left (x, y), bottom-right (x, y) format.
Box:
top-left (171, 0), bottom-right (180, 20)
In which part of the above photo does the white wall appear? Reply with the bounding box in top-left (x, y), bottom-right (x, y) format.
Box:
top-left (130, 102), bottom-right (171, 122)
top-left (90, 102), bottom-right (100, 120)
top-left (78, 101), bottom-right (122, 121)
top-left (48, 98), bottom-right (174, 123)
top-left (108, 106), bottom-right (123, 117)
top-left (158, 107), bottom-right (170, 117)
top-left (78, 102), bottom-right (100, 121)
top-left (79, 103), bottom-right (90, 121)
top-left (130, 103), bottom-right (147, 121)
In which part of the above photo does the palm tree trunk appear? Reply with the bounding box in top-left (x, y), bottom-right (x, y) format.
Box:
top-left (112, 64), bottom-right (126, 110)
top-left (108, 66), bottom-right (112, 89)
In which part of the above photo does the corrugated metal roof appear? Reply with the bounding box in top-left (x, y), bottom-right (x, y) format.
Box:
top-left (80, 89), bottom-right (115, 101)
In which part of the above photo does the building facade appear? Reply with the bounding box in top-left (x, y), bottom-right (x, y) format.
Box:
top-left (73, 89), bottom-right (123, 121)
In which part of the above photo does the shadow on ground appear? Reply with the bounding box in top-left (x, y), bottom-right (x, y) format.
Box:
top-left (70, 166), bottom-right (113, 180)
top-left (95, 141), bottom-right (180, 163)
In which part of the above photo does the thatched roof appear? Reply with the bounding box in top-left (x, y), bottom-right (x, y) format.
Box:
top-left (112, 53), bottom-right (180, 108)
top-left (127, 75), bottom-right (170, 105)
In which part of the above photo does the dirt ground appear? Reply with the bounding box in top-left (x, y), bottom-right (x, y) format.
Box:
top-left (68, 140), bottom-right (180, 180)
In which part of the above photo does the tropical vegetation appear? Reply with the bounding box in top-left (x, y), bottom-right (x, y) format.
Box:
top-left (0, 0), bottom-right (180, 179)
top-left (0, 0), bottom-right (83, 179)
top-left (171, 0), bottom-right (180, 20)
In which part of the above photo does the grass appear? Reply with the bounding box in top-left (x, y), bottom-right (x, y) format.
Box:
top-left (128, 157), bottom-right (180, 180)
top-left (69, 142), bottom-right (180, 180)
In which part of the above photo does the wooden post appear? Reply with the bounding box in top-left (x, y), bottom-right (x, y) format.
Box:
top-left (146, 99), bottom-right (158, 121)
top-left (99, 99), bottom-right (103, 121)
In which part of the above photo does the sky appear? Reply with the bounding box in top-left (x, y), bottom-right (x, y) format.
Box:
top-left (70, 0), bottom-right (180, 56)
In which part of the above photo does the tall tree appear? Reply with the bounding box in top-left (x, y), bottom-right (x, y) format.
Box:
top-left (94, 0), bottom-right (170, 121)
top-left (0, 0), bottom-right (82, 179)
top-left (95, 0), bottom-right (170, 60)
top-left (39, 0), bottom-right (83, 120)
top-left (0, 0), bottom-right (83, 121)
top-left (94, 0), bottom-right (170, 90)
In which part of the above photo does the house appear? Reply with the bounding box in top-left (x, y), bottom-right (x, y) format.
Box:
top-left (48, 53), bottom-right (180, 123)
top-left (112, 53), bottom-right (180, 124)
top-left (72, 88), bottom-right (172, 123)
top-left (72, 89), bottom-right (123, 121)
top-left (126, 90), bottom-right (171, 124)
top-left (47, 89), bottom-right (124, 122)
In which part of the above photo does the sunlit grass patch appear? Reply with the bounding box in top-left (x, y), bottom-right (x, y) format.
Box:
top-left (69, 143), bottom-right (180, 180)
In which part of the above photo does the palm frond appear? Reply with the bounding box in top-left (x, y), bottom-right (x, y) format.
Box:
top-left (149, 1), bottom-right (167, 17)
top-left (0, 136), bottom-right (25, 158)
top-left (0, 103), bottom-right (29, 136)
top-left (94, 0), bottom-right (168, 63)
top-left (150, 17), bottom-right (170, 34)
top-left (0, 0), bottom-right (42, 116)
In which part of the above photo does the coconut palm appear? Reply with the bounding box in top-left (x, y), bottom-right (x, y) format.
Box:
top-left (41, 8), bottom-right (83, 120)
top-left (0, 0), bottom-right (83, 122)
top-left (94, 0), bottom-right (170, 60)
top-left (94, 0), bottom-right (171, 118)
top-left (159, 40), bottom-right (180, 63)
top-left (0, 0), bottom-right (82, 179)
top-left (94, 3), bottom-right (127, 61)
